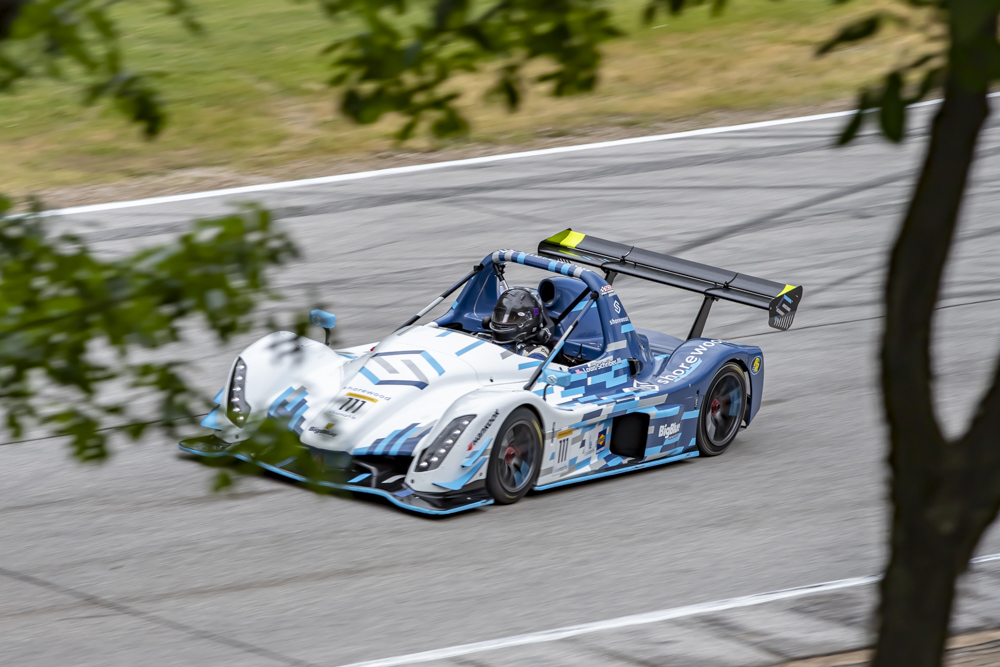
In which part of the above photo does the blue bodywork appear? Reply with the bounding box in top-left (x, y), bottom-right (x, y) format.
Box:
top-left (438, 248), bottom-right (764, 423)
top-left (181, 248), bottom-right (769, 516)
top-left (430, 249), bottom-right (765, 499)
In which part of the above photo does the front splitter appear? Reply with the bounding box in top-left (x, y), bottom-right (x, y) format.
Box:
top-left (178, 437), bottom-right (493, 516)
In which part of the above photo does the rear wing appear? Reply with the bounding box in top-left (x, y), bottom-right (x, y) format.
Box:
top-left (538, 229), bottom-right (802, 337)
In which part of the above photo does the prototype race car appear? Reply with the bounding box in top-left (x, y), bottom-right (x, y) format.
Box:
top-left (180, 230), bottom-right (803, 515)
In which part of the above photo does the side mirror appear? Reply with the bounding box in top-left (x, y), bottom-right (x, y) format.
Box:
top-left (310, 310), bottom-right (336, 346)
top-left (544, 369), bottom-right (573, 388)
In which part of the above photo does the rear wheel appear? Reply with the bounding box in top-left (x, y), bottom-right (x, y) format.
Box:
top-left (696, 363), bottom-right (747, 456)
top-left (485, 407), bottom-right (543, 504)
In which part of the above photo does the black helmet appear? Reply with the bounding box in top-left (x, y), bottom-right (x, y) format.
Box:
top-left (490, 287), bottom-right (545, 344)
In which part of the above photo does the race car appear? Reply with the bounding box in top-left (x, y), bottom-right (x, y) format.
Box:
top-left (180, 230), bottom-right (803, 515)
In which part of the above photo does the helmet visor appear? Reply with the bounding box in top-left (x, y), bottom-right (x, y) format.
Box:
top-left (491, 289), bottom-right (540, 342)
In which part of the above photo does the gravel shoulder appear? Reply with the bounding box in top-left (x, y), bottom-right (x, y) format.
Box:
top-left (779, 629), bottom-right (1000, 667)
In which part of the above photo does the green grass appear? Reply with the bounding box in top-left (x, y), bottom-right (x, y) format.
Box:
top-left (1, 0), bottom-right (920, 199)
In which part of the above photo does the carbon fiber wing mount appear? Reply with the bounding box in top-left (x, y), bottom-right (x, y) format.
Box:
top-left (537, 229), bottom-right (803, 336)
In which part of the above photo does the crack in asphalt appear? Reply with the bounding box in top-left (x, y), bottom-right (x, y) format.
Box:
top-left (0, 566), bottom-right (321, 667)
top-left (667, 170), bottom-right (914, 255)
top-left (71, 136), bottom-right (848, 244)
top-left (729, 295), bottom-right (1000, 341)
top-left (0, 561), bottom-right (404, 614)
top-left (679, 615), bottom-right (792, 661)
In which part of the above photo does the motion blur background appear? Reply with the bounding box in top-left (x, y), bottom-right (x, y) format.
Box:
top-left (4, 1), bottom-right (1000, 666)
top-left (6, 0), bottom-right (923, 207)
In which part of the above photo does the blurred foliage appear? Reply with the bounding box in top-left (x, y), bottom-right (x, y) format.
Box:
top-left (0, 0), bottom-right (200, 136)
top-left (1, 1), bottom-right (320, 482)
top-left (320, 0), bottom-right (623, 140)
top-left (317, 0), bottom-right (995, 148)
top-left (196, 416), bottom-right (343, 494)
top-left (319, 0), bottom-right (951, 144)
top-left (0, 199), bottom-right (299, 460)
top-left (815, 0), bottom-right (952, 144)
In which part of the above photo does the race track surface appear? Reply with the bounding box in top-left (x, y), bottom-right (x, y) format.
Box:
top-left (5, 107), bottom-right (1000, 666)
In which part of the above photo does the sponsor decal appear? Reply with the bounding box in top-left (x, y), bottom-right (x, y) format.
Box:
top-left (658, 340), bottom-right (721, 384)
top-left (613, 299), bottom-right (622, 314)
top-left (751, 356), bottom-right (762, 375)
top-left (329, 396), bottom-right (370, 420)
top-left (600, 285), bottom-right (616, 297)
top-left (346, 392), bottom-right (378, 403)
top-left (597, 428), bottom-right (607, 450)
top-left (658, 423), bottom-right (681, 439)
top-left (575, 356), bottom-right (617, 374)
top-left (608, 316), bottom-right (631, 325)
top-left (345, 386), bottom-right (393, 401)
top-left (471, 410), bottom-right (499, 446)
top-left (309, 423), bottom-right (336, 437)
top-left (554, 433), bottom-right (571, 473)
top-left (626, 380), bottom-right (659, 393)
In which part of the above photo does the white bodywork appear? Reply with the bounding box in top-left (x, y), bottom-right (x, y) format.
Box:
top-left (211, 324), bottom-right (611, 493)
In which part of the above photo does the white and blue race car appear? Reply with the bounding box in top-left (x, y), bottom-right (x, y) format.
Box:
top-left (180, 230), bottom-right (803, 515)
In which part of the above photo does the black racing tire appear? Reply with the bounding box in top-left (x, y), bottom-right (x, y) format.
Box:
top-left (696, 363), bottom-right (748, 457)
top-left (485, 407), bottom-right (543, 504)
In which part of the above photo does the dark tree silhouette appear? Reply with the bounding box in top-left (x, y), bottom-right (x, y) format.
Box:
top-left (318, 2), bottom-right (1000, 665)
top-left (5, 2), bottom-right (1000, 663)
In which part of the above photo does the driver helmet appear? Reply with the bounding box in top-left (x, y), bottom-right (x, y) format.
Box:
top-left (490, 287), bottom-right (546, 344)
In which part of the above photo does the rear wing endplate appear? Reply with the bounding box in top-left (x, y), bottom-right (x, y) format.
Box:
top-left (538, 229), bottom-right (802, 333)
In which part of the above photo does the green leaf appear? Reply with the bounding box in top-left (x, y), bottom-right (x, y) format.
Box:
top-left (837, 90), bottom-right (874, 146)
top-left (817, 14), bottom-right (883, 56)
top-left (431, 107), bottom-right (468, 136)
top-left (322, 0), bottom-right (622, 140)
top-left (0, 0), bottom-right (191, 137)
top-left (213, 471), bottom-right (234, 492)
top-left (396, 116), bottom-right (419, 141)
top-left (0, 204), bottom-right (298, 463)
top-left (837, 110), bottom-right (865, 146)
top-left (906, 65), bottom-right (944, 104)
top-left (123, 421), bottom-right (148, 439)
top-left (880, 71), bottom-right (905, 142)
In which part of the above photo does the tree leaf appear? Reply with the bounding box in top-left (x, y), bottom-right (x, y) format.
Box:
top-left (837, 90), bottom-right (874, 146)
top-left (430, 107), bottom-right (468, 136)
top-left (212, 470), bottom-right (234, 491)
top-left (817, 14), bottom-right (883, 56)
top-left (880, 71), bottom-right (905, 142)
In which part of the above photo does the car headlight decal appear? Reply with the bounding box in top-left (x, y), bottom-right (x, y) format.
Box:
top-left (416, 415), bottom-right (475, 471)
top-left (227, 358), bottom-right (251, 427)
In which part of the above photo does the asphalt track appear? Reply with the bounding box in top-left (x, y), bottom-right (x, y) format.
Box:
top-left (5, 105), bottom-right (1000, 666)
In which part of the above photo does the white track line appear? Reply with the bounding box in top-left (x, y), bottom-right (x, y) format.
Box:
top-left (338, 551), bottom-right (1000, 667)
top-left (42, 110), bottom-right (868, 218)
top-left (41, 96), bottom-right (968, 219)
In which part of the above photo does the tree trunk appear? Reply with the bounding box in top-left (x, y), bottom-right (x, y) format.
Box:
top-left (872, 14), bottom-right (1000, 667)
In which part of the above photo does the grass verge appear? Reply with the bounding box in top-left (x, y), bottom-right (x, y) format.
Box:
top-left (2, 0), bottom-right (924, 205)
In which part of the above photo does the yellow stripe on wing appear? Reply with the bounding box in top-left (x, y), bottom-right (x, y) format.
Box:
top-left (544, 229), bottom-right (586, 248)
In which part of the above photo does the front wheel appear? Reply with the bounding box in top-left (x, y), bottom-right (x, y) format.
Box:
top-left (696, 363), bottom-right (748, 456)
top-left (485, 407), bottom-right (543, 504)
